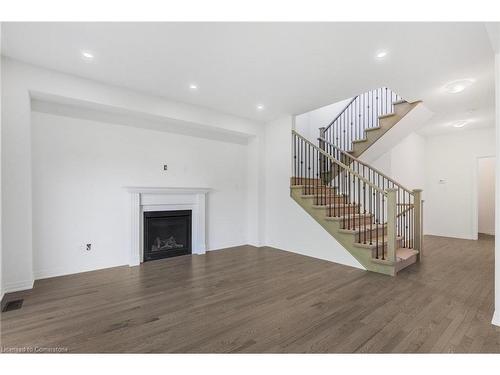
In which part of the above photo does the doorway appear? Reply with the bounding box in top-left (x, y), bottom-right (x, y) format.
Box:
top-left (477, 157), bottom-right (495, 237)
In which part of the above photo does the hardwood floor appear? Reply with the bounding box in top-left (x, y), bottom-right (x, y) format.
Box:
top-left (1, 235), bottom-right (500, 353)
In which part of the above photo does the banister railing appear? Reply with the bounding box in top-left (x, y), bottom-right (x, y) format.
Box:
top-left (318, 136), bottom-right (413, 196)
top-left (321, 87), bottom-right (403, 152)
top-left (292, 130), bottom-right (394, 261)
top-left (324, 96), bottom-right (358, 132)
top-left (292, 129), bottom-right (422, 264)
top-left (294, 130), bottom-right (385, 194)
top-left (318, 135), bottom-right (418, 252)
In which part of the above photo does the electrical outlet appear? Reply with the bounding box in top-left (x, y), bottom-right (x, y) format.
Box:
top-left (163, 164), bottom-right (168, 171)
top-left (86, 244), bottom-right (92, 251)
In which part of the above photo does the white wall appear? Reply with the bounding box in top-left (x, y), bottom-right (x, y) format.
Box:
top-left (31, 110), bottom-right (250, 279)
top-left (364, 128), bottom-right (498, 241)
top-left (478, 157), bottom-right (496, 235)
top-left (295, 98), bottom-right (352, 144)
top-left (1, 58), bottom-right (264, 292)
top-left (0, 23), bottom-right (3, 300)
top-left (369, 132), bottom-right (426, 192)
top-left (424, 128), bottom-right (496, 240)
top-left (494, 52), bottom-right (500, 327)
top-left (263, 116), bottom-right (364, 269)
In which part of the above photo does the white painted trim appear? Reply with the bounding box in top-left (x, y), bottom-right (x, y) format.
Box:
top-left (420, 231), bottom-right (476, 241)
top-left (125, 187), bottom-right (210, 266)
top-left (33, 262), bottom-right (128, 281)
top-left (3, 279), bottom-right (34, 293)
top-left (124, 186), bottom-right (211, 194)
top-left (472, 155), bottom-right (496, 240)
top-left (492, 310), bottom-right (500, 327)
top-left (494, 52), bottom-right (500, 328)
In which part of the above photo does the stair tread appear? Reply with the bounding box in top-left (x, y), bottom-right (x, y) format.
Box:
top-left (312, 203), bottom-right (360, 208)
top-left (324, 213), bottom-right (373, 220)
top-left (352, 138), bottom-right (367, 144)
top-left (371, 248), bottom-right (418, 263)
top-left (396, 248), bottom-right (419, 260)
top-left (291, 184), bottom-right (335, 188)
top-left (338, 223), bottom-right (387, 234)
top-left (300, 194), bottom-right (346, 198)
top-left (378, 112), bottom-right (395, 119)
top-left (365, 126), bottom-right (381, 132)
top-left (353, 236), bottom-right (404, 249)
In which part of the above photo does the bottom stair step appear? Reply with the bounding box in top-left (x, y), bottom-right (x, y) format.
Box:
top-left (395, 248), bottom-right (419, 261)
top-left (371, 248), bottom-right (419, 274)
top-left (371, 248), bottom-right (418, 262)
top-left (353, 236), bottom-right (404, 250)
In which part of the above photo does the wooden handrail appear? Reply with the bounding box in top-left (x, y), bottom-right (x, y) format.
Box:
top-left (324, 96), bottom-right (358, 132)
top-left (292, 130), bottom-right (386, 195)
top-left (318, 136), bottom-right (414, 197)
top-left (321, 87), bottom-right (403, 152)
top-left (397, 204), bottom-right (414, 218)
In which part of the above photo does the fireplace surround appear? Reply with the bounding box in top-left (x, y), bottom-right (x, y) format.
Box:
top-left (124, 187), bottom-right (210, 266)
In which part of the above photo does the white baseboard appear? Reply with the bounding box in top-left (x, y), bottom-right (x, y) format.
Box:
top-left (478, 231), bottom-right (495, 236)
top-left (492, 310), bottom-right (500, 327)
top-left (34, 262), bottom-right (128, 280)
top-left (4, 279), bottom-right (34, 294)
top-left (423, 232), bottom-right (476, 240)
top-left (207, 242), bottom-right (249, 252)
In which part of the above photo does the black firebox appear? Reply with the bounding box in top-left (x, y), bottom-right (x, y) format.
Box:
top-left (143, 210), bottom-right (192, 261)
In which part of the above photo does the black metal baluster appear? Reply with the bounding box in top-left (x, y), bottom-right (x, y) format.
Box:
top-left (357, 163), bottom-right (361, 243)
top-left (341, 168), bottom-right (345, 228)
top-left (363, 181), bottom-right (367, 243)
top-left (369, 182), bottom-right (373, 246)
top-left (301, 138), bottom-right (304, 186)
top-left (398, 188), bottom-right (401, 238)
top-left (347, 107), bottom-right (354, 150)
top-left (343, 112), bottom-right (346, 151)
top-left (346, 171), bottom-right (352, 229)
top-left (363, 94), bottom-right (368, 130)
top-left (323, 149), bottom-right (326, 207)
top-left (351, 102), bottom-right (354, 145)
top-left (304, 143), bottom-right (311, 195)
top-left (403, 190), bottom-right (406, 248)
top-left (382, 193), bottom-right (385, 260)
top-left (312, 147), bottom-right (320, 204)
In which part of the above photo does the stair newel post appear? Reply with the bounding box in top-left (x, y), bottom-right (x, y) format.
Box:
top-left (386, 188), bottom-right (398, 266)
top-left (412, 189), bottom-right (423, 260)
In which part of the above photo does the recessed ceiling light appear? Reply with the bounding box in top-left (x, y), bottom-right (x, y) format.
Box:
top-left (256, 104), bottom-right (265, 111)
top-left (189, 83), bottom-right (198, 90)
top-left (443, 79), bottom-right (475, 94)
top-left (81, 50), bottom-right (94, 61)
top-left (375, 50), bottom-right (388, 59)
top-left (452, 120), bottom-right (468, 128)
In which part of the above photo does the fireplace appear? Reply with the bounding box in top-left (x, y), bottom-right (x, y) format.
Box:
top-left (143, 210), bottom-right (192, 261)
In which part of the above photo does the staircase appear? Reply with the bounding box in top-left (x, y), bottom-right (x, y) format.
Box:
top-left (291, 87), bottom-right (423, 276)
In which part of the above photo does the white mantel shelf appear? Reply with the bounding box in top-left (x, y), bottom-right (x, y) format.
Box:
top-left (124, 186), bottom-right (212, 194)
top-left (124, 186), bottom-right (210, 266)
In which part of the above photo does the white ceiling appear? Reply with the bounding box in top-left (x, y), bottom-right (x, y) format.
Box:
top-left (1, 22), bottom-right (497, 135)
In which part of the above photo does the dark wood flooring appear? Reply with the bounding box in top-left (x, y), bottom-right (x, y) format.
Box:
top-left (1, 235), bottom-right (499, 353)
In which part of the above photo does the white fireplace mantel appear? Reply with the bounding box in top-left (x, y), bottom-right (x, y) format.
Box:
top-left (124, 186), bottom-right (211, 266)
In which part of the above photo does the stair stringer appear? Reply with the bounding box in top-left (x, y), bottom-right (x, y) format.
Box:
top-left (350, 101), bottom-right (421, 158)
top-left (356, 101), bottom-right (434, 163)
top-left (290, 186), bottom-right (396, 276)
